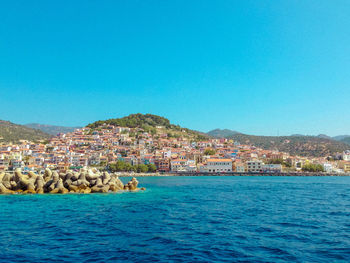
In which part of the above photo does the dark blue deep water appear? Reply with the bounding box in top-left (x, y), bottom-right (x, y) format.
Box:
top-left (1, 176), bottom-right (350, 263)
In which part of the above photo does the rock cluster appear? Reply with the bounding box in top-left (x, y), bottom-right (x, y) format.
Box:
top-left (0, 168), bottom-right (144, 194)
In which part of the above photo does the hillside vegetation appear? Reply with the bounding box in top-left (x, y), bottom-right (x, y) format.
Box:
top-left (25, 123), bottom-right (79, 135)
top-left (207, 129), bottom-right (240, 138)
top-left (228, 134), bottom-right (349, 157)
top-left (339, 137), bottom-right (350, 145)
top-left (87, 113), bottom-right (209, 141)
top-left (0, 120), bottom-right (51, 143)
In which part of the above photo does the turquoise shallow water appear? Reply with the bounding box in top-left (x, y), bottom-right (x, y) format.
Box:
top-left (1, 176), bottom-right (350, 262)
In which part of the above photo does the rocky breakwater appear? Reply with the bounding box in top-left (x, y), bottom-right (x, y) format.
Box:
top-left (0, 168), bottom-right (145, 194)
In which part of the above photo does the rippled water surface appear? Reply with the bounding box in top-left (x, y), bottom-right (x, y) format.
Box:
top-left (1, 176), bottom-right (350, 262)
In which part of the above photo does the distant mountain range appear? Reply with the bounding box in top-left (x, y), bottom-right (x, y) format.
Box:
top-left (25, 123), bottom-right (80, 135)
top-left (207, 129), bottom-right (240, 138)
top-left (332, 135), bottom-right (350, 145)
top-left (0, 120), bottom-right (51, 143)
top-left (302, 134), bottom-right (350, 145)
top-left (207, 128), bottom-right (350, 157)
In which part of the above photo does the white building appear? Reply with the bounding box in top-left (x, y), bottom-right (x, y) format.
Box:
top-left (163, 150), bottom-right (172, 159)
top-left (89, 155), bottom-right (101, 166)
top-left (262, 164), bottom-right (282, 173)
top-left (295, 160), bottom-right (305, 171)
top-left (342, 151), bottom-right (350, 161)
top-left (235, 164), bottom-right (245, 172)
top-left (200, 159), bottom-right (232, 173)
top-left (246, 160), bottom-right (264, 172)
top-left (115, 127), bottom-right (131, 133)
top-left (170, 159), bottom-right (196, 172)
top-left (323, 163), bottom-right (333, 173)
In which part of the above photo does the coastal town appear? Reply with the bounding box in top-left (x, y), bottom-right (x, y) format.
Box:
top-left (1, 124), bottom-right (350, 175)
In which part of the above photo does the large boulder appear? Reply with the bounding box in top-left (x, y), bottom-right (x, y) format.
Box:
top-left (28, 171), bottom-right (38, 180)
top-left (108, 177), bottom-right (120, 192)
top-left (44, 172), bottom-right (60, 192)
top-left (23, 179), bottom-right (36, 194)
top-left (102, 172), bottom-right (111, 185)
top-left (108, 176), bottom-right (124, 192)
top-left (124, 177), bottom-right (139, 191)
top-left (50, 179), bottom-right (69, 194)
top-left (71, 173), bottom-right (90, 187)
top-left (1, 173), bottom-right (13, 189)
top-left (0, 182), bottom-right (14, 194)
top-left (91, 177), bottom-right (109, 193)
top-left (14, 169), bottom-right (33, 191)
top-left (0, 172), bottom-right (5, 182)
top-left (44, 168), bottom-right (52, 182)
top-left (86, 169), bottom-right (99, 180)
top-left (35, 175), bottom-right (45, 194)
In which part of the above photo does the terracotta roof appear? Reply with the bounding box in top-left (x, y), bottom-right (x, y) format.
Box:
top-left (207, 159), bottom-right (232, 162)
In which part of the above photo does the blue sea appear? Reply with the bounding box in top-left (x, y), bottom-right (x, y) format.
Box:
top-left (1, 176), bottom-right (350, 262)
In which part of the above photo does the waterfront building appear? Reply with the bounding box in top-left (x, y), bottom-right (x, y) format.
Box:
top-left (262, 164), bottom-right (282, 173)
top-left (235, 164), bottom-right (245, 172)
top-left (295, 160), bottom-right (305, 171)
top-left (323, 163), bottom-right (333, 173)
top-left (246, 160), bottom-right (264, 172)
top-left (154, 158), bottom-right (170, 172)
top-left (170, 159), bottom-right (196, 172)
top-left (200, 159), bottom-right (233, 173)
top-left (0, 123), bottom-right (346, 174)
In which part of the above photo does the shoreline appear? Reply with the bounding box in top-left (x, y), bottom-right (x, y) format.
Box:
top-left (117, 172), bottom-right (350, 177)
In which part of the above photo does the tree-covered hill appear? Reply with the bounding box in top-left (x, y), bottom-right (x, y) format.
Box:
top-left (88, 114), bottom-right (172, 129)
top-left (207, 128), bottom-right (240, 138)
top-left (0, 120), bottom-right (51, 143)
top-left (25, 123), bottom-right (80, 135)
top-left (228, 133), bottom-right (349, 157)
top-left (87, 113), bottom-right (209, 140)
top-left (338, 136), bottom-right (350, 145)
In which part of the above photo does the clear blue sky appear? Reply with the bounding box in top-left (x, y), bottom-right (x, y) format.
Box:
top-left (0, 0), bottom-right (349, 136)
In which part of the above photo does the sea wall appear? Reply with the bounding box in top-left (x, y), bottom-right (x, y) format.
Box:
top-left (0, 168), bottom-right (144, 194)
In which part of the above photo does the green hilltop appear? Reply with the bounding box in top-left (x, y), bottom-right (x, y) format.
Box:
top-left (87, 113), bottom-right (209, 141)
top-left (88, 114), bottom-right (172, 129)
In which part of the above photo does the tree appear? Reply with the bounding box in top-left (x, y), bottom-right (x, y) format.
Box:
top-left (124, 162), bottom-right (134, 172)
top-left (100, 161), bottom-right (107, 167)
top-left (302, 163), bottom-right (324, 172)
top-left (23, 155), bottom-right (31, 165)
top-left (115, 160), bottom-right (126, 171)
top-left (267, 158), bottom-right (283, 164)
top-left (147, 163), bottom-right (157, 172)
top-left (204, 148), bottom-right (216, 155)
top-left (137, 164), bottom-right (149, 173)
top-left (150, 128), bottom-right (156, 135)
top-left (267, 158), bottom-right (291, 167)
